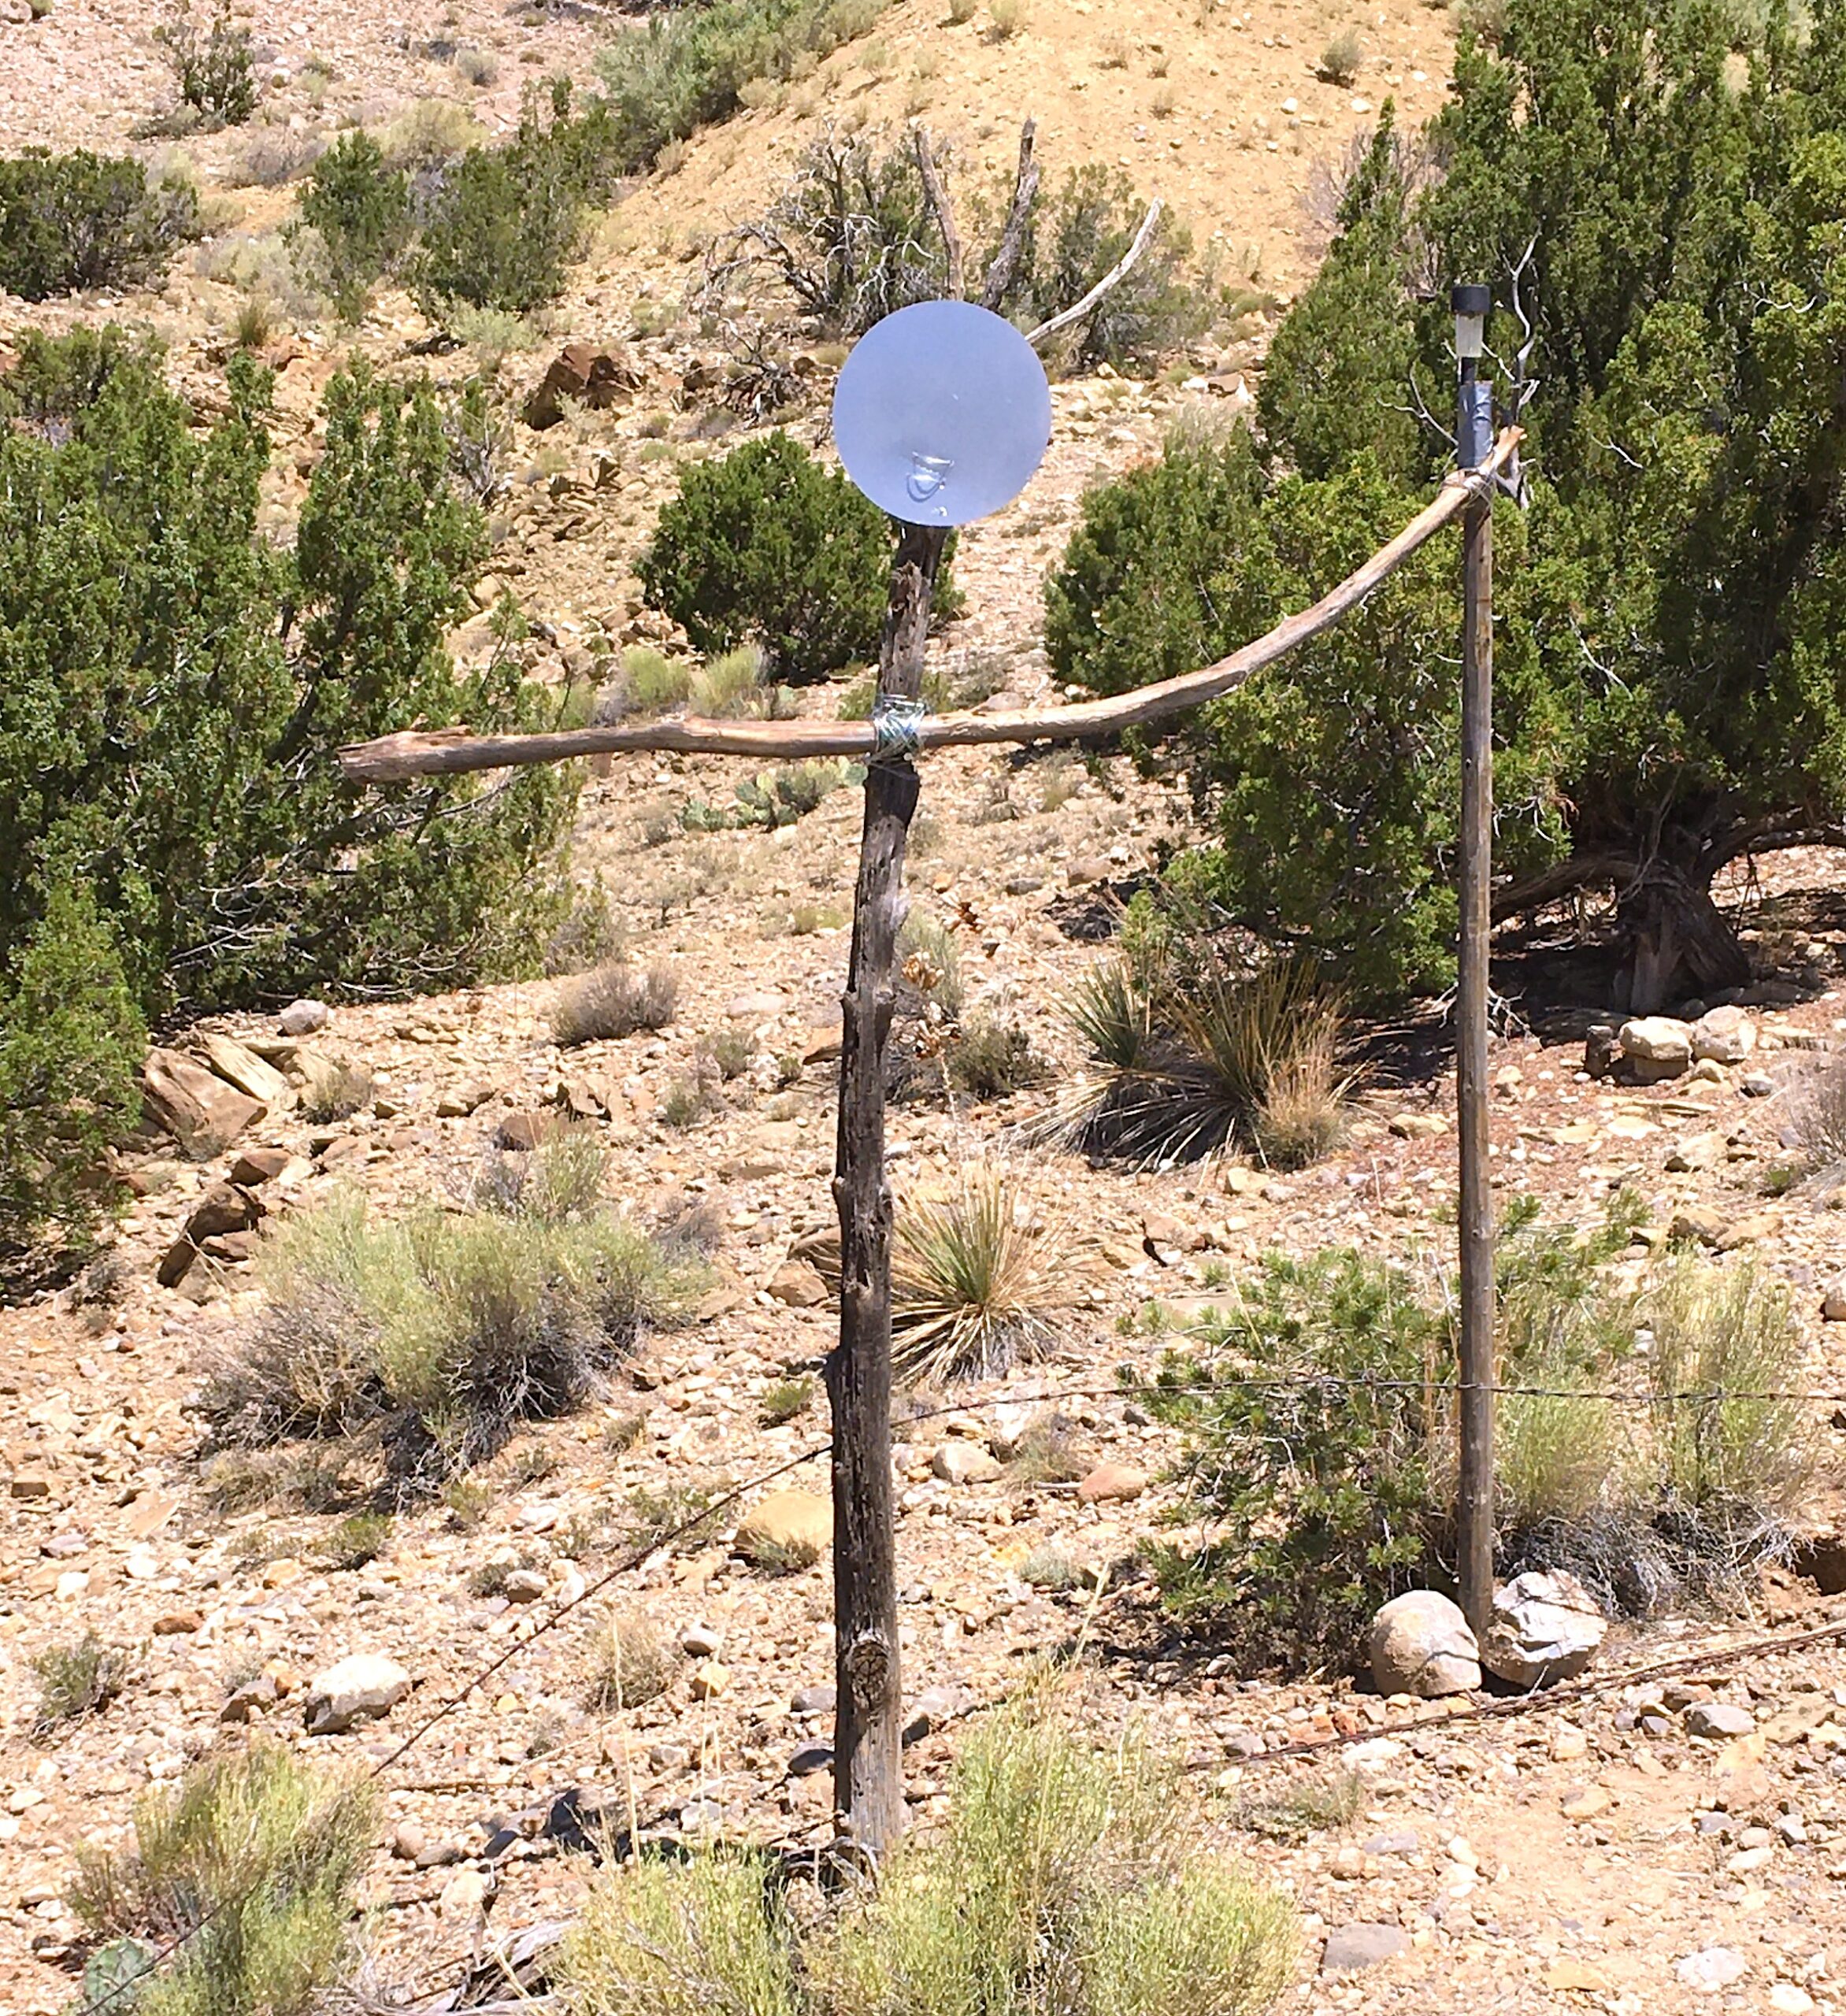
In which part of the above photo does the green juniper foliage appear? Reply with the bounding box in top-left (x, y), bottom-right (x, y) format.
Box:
top-left (0, 334), bottom-right (579, 1240)
top-left (1052, 0), bottom-right (1846, 1008)
top-left (0, 150), bottom-right (198, 301)
top-left (640, 431), bottom-right (959, 676)
top-left (287, 130), bottom-right (411, 318)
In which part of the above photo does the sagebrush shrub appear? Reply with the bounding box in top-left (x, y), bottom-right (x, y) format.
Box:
top-left (596, 0), bottom-right (894, 172)
top-left (0, 150), bottom-right (198, 300)
top-left (558, 1703), bottom-right (1295, 2016)
top-left (552, 960), bottom-right (678, 1045)
top-left (642, 431), bottom-right (958, 676)
top-left (69, 1747), bottom-right (375, 2016)
top-left (201, 1191), bottom-right (704, 1485)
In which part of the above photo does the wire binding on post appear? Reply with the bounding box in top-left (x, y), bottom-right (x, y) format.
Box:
top-left (869, 693), bottom-right (928, 762)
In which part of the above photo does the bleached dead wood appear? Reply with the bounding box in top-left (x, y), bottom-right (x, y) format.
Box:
top-left (339, 430), bottom-right (1522, 785)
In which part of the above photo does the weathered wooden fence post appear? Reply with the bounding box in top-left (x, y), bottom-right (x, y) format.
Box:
top-left (826, 521), bottom-right (947, 1859)
top-left (1451, 281), bottom-right (1496, 1638)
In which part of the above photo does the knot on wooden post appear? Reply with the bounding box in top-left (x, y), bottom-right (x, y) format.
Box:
top-left (843, 1629), bottom-right (895, 1714)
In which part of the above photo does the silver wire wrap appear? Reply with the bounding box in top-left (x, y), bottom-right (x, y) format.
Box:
top-left (869, 693), bottom-right (929, 762)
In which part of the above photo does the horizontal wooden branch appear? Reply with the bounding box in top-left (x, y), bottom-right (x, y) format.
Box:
top-left (339, 430), bottom-right (1522, 784)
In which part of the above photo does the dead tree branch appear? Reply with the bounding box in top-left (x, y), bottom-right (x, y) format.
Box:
top-left (1024, 198), bottom-right (1164, 349)
top-left (911, 124), bottom-right (964, 302)
top-left (980, 118), bottom-right (1040, 311)
top-left (340, 431), bottom-right (1522, 783)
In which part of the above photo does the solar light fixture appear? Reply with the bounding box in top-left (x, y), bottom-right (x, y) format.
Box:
top-left (832, 300), bottom-right (1053, 527)
top-left (1451, 281), bottom-right (1493, 467)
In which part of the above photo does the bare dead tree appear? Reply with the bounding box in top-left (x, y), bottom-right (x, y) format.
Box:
top-left (911, 124), bottom-right (963, 302)
top-left (979, 117), bottom-right (1040, 311)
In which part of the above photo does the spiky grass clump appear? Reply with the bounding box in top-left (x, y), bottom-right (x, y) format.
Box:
top-left (553, 960), bottom-right (678, 1046)
top-left (759, 1374), bottom-right (814, 1426)
top-left (33, 1633), bottom-right (134, 1735)
top-left (1056, 955), bottom-right (1350, 1169)
top-left (69, 1746), bottom-right (375, 2016)
top-left (891, 1166), bottom-right (1068, 1383)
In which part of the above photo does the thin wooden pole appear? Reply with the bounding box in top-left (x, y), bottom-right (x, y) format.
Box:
top-left (827, 520), bottom-right (946, 1861)
top-left (1455, 309), bottom-right (1496, 1639)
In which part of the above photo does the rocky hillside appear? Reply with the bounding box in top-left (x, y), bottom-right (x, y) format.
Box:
top-left (8, 2), bottom-right (1846, 2013)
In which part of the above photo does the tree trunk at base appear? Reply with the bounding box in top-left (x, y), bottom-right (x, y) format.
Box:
top-left (1618, 861), bottom-right (1751, 1014)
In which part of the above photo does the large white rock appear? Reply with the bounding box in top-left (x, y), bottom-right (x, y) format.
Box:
top-left (1367, 1591), bottom-right (1480, 1698)
top-left (1618, 1016), bottom-right (1694, 1066)
top-left (1480, 1569), bottom-right (1606, 1687)
top-left (1692, 1004), bottom-right (1757, 1065)
top-left (304, 1653), bottom-right (412, 1735)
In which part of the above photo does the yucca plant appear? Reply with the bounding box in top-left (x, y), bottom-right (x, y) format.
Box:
top-left (890, 1166), bottom-right (1067, 1383)
top-left (1053, 954), bottom-right (1351, 1168)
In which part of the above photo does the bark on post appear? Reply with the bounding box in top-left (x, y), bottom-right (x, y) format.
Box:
top-left (827, 519), bottom-right (947, 1861)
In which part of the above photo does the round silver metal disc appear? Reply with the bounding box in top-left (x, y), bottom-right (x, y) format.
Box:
top-left (832, 300), bottom-right (1052, 527)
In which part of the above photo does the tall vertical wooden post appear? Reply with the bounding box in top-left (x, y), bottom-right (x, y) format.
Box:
top-left (827, 520), bottom-right (947, 1860)
top-left (1452, 283), bottom-right (1496, 1638)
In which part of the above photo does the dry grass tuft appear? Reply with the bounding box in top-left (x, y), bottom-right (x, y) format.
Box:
top-left (33, 1634), bottom-right (134, 1735)
top-left (553, 960), bottom-right (678, 1046)
top-left (586, 1612), bottom-right (672, 1711)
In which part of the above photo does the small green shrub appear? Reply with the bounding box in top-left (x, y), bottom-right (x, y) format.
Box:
top-left (641, 431), bottom-right (958, 678)
top-left (300, 1057), bottom-right (374, 1125)
top-left (617, 645), bottom-right (695, 713)
top-left (411, 81), bottom-right (621, 320)
top-left (69, 1746), bottom-right (375, 2016)
top-left (553, 960), bottom-right (678, 1045)
top-left (155, 1), bottom-right (258, 125)
top-left (690, 641), bottom-right (768, 717)
top-left (595, 0), bottom-right (895, 173)
top-left (1140, 1246), bottom-right (1444, 1668)
top-left (33, 1633), bottom-right (134, 1735)
top-left (947, 1015), bottom-right (1049, 1099)
top-left (809, 1703), bottom-right (1295, 2016)
top-left (759, 1374), bottom-right (814, 1425)
top-left (558, 1704), bottom-right (1293, 2016)
top-left (1234, 1767), bottom-right (1363, 1844)
top-left (0, 871), bottom-right (144, 1250)
top-left (1316, 27), bottom-right (1364, 83)
top-left (1644, 1258), bottom-right (1814, 1516)
top-left (625, 1480), bottom-right (721, 1551)
top-left (0, 150), bottom-right (198, 299)
top-left (287, 131), bottom-right (411, 318)
top-left (560, 1844), bottom-right (801, 2016)
top-left (988, 0), bottom-right (1027, 35)
top-left (320, 1510), bottom-right (392, 1569)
